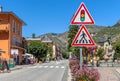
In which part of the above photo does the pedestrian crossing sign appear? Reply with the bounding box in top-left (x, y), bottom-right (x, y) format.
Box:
top-left (72, 25), bottom-right (95, 47)
top-left (71, 2), bottom-right (94, 25)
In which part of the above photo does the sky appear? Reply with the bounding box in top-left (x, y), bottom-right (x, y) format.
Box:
top-left (0, 0), bottom-right (120, 37)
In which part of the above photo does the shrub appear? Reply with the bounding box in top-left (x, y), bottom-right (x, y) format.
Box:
top-left (69, 59), bottom-right (80, 69)
top-left (75, 67), bottom-right (100, 81)
top-left (69, 59), bottom-right (100, 81)
top-left (69, 59), bottom-right (80, 76)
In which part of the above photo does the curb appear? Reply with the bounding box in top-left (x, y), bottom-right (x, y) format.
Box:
top-left (67, 67), bottom-right (71, 81)
top-left (10, 66), bottom-right (22, 71)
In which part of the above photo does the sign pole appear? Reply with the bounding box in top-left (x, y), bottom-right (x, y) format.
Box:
top-left (80, 47), bottom-right (83, 69)
top-left (71, 2), bottom-right (95, 70)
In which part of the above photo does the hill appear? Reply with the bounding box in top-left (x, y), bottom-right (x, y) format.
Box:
top-left (39, 32), bottom-right (68, 52)
top-left (38, 20), bottom-right (120, 52)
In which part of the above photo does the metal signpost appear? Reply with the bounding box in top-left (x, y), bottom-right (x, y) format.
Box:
top-left (71, 2), bottom-right (95, 69)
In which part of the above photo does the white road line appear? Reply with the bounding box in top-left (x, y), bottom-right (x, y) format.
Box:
top-left (27, 67), bottom-right (34, 68)
top-left (33, 66), bottom-right (38, 68)
top-left (27, 65), bottom-right (65, 69)
top-left (28, 66), bottom-right (38, 68)
top-left (44, 66), bottom-right (48, 68)
top-left (55, 66), bottom-right (59, 68)
top-left (50, 66), bottom-right (54, 68)
top-left (61, 66), bottom-right (65, 68)
top-left (38, 66), bottom-right (43, 68)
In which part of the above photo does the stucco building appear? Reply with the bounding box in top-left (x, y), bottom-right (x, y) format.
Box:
top-left (0, 6), bottom-right (26, 64)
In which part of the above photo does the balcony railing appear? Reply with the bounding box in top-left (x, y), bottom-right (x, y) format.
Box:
top-left (0, 24), bottom-right (9, 31)
top-left (12, 42), bottom-right (24, 48)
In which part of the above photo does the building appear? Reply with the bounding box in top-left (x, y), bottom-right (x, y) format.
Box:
top-left (0, 6), bottom-right (26, 64)
top-left (97, 38), bottom-right (115, 60)
top-left (26, 35), bottom-right (62, 59)
top-left (97, 38), bottom-right (105, 48)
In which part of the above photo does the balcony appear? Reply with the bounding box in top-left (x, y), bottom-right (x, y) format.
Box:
top-left (0, 24), bottom-right (9, 32)
top-left (12, 41), bottom-right (24, 49)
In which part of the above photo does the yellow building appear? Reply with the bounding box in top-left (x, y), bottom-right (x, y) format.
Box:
top-left (0, 6), bottom-right (26, 64)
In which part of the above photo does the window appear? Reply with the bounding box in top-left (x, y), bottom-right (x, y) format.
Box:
top-left (13, 36), bottom-right (21, 47)
top-left (13, 36), bottom-right (16, 46)
top-left (17, 37), bottom-right (20, 46)
top-left (18, 24), bottom-right (21, 35)
top-left (12, 20), bottom-right (15, 32)
top-left (14, 22), bottom-right (16, 33)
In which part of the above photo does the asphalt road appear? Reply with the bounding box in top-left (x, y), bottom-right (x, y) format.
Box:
top-left (0, 60), bottom-right (68, 81)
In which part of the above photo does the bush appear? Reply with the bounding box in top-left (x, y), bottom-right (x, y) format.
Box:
top-left (62, 51), bottom-right (69, 59)
top-left (69, 59), bottom-right (100, 81)
top-left (75, 67), bottom-right (100, 81)
top-left (69, 59), bottom-right (80, 75)
top-left (69, 59), bottom-right (79, 68)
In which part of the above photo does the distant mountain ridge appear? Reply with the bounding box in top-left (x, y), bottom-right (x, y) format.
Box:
top-left (39, 32), bottom-right (68, 52)
top-left (38, 20), bottom-right (120, 52)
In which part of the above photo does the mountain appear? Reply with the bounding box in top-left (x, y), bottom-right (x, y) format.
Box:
top-left (38, 21), bottom-right (120, 52)
top-left (113, 20), bottom-right (120, 27)
top-left (39, 32), bottom-right (68, 52)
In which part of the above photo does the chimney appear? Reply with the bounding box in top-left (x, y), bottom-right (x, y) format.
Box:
top-left (0, 6), bottom-right (3, 12)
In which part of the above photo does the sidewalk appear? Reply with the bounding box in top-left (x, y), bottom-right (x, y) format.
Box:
top-left (96, 67), bottom-right (120, 81)
top-left (115, 68), bottom-right (120, 75)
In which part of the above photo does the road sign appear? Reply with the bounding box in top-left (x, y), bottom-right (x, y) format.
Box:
top-left (72, 25), bottom-right (95, 47)
top-left (71, 2), bottom-right (94, 25)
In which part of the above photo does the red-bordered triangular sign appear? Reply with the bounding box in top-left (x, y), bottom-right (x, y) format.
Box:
top-left (72, 25), bottom-right (95, 47)
top-left (71, 2), bottom-right (95, 25)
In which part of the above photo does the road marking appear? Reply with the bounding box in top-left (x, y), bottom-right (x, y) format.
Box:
top-left (50, 66), bottom-right (54, 68)
top-left (32, 66), bottom-right (38, 68)
top-left (38, 66), bottom-right (43, 68)
top-left (55, 66), bottom-right (59, 68)
top-left (61, 66), bottom-right (65, 68)
top-left (28, 67), bottom-right (34, 68)
top-left (44, 66), bottom-right (48, 68)
top-left (27, 65), bottom-right (65, 69)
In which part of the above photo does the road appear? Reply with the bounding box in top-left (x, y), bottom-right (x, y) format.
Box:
top-left (0, 60), bottom-right (68, 81)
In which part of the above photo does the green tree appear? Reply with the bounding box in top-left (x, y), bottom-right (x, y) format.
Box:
top-left (97, 48), bottom-right (104, 60)
top-left (68, 25), bottom-right (79, 56)
top-left (28, 41), bottom-right (48, 62)
top-left (113, 42), bottom-right (120, 59)
top-left (32, 33), bottom-right (35, 38)
top-left (62, 51), bottom-right (69, 59)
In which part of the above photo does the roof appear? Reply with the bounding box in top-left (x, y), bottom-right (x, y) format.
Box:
top-left (0, 11), bottom-right (26, 26)
top-left (97, 38), bottom-right (106, 43)
top-left (26, 37), bottom-right (41, 41)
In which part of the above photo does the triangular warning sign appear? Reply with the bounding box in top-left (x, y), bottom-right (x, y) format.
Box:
top-left (72, 25), bottom-right (95, 47)
top-left (71, 2), bottom-right (94, 25)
